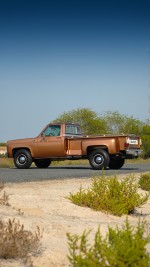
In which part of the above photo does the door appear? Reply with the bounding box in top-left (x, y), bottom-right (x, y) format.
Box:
top-left (37, 125), bottom-right (64, 158)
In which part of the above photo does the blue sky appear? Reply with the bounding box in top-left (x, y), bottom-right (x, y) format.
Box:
top-left (0, 0), bottom-right (150, 141)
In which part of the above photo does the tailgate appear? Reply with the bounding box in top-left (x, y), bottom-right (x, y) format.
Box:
top-left (126, 136), bottom-right (141, 149)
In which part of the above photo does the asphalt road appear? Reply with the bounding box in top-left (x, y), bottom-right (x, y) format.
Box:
top-left (0, 162), bottom-right (150, 184)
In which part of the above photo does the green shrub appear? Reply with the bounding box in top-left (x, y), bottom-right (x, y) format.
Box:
top-left (139, 173), bottom-right (150, 191)
top-left (0, 218), bottom-right (42, 259)
top-left (68, 175), bottom-right (149, 216)
top-left (141, 135), bottom-right (150, 158)
top-left (67, 218), bottom-right (150, 267)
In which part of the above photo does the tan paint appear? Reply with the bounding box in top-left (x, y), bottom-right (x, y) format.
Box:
top-left (7, 123), bottom-right (141, 160)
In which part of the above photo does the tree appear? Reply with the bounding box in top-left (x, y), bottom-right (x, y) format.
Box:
top-left (53, 108), bottom-right (108, 134)
top-left (140, 125), bottom-right (150, 158)
top-left (103, 111), bottom-right (143, 135)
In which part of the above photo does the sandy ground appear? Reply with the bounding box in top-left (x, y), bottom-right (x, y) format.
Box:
top-left (0, 173), bottom-right (150, 267)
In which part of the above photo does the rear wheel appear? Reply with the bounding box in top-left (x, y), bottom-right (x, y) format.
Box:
top-left (108, 158), bottom-right (125, 169)
top-left (89, 149), bottom-right (110, 170)
top-left (34, 159), bottom-right (51, 168)
top-left (14, 149), bottom-right (32, 169)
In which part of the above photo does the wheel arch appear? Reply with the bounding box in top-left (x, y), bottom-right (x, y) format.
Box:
top-left (87, 145), bottom-right (108, 156)
top-left (12, 147), bottom-right (32, 157)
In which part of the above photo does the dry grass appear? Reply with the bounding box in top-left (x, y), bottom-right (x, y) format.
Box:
top-left (0, 158), bottom-right (14, 168)
top-left (0, 184), bottom-right (42, 263)
top-left (1, 157), bottom-right (150, 169)
top-left (0, 218), bottom-right (42, 259)
top-left (0, 183), bottom-right (9, 206)
top-left (0, 157), bottom-right (89, 168)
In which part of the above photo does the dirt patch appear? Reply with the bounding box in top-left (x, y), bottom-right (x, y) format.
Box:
top-left (0, 174), bottom-right (150, 266)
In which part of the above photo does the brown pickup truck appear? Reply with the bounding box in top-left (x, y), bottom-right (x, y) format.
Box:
top-left (7, 122), bottom-right (142, 170)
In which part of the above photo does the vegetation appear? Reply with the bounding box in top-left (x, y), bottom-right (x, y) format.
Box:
top-left (0, 183), bottom-right (9, 206)
top-left (54, 108), bottom-right (143, 135)
top-left (68, 174), bottom-right (149, 216)
top-left (67, 218), bottom-right (150, 267)
top-left (0, 143), bottom-right (6, 146)
top-left (0, 218), bottom-right (42, 259)
top-left (0, 158), bottom-right (14, 168)
top-left (0, 157), bottom-right (149, 169)
top-left (140, 125), bottom-right (150, 158)
top-left (54, 108), bottom-right (150, 158)
top-left (53, 108), bottom-right (108, 134)
top-left (139, 173), bottom-right (150, 191)
top-left (103, 111), bottom-right (142, 135)
top-left (0, 143), bottom-right (7, 158)
top-left (0, 184), bottom-right (42, 262)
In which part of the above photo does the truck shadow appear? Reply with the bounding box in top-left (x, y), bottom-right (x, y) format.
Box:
top-left (48, 166), bottom-right (139, 170)
top-left (38, 166), bottom-right (140, 171)
top-left (10, 166), bottom-right (140, 171)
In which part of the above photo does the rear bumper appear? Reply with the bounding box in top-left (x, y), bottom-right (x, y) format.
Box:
top-left (125, 149), bottom-right (143, 159)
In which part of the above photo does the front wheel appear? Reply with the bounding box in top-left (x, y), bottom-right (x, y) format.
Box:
top-left (108, 158), bottom-right (125, 169)
top-left (89, 149), bottom-right (110, 170)
top-left (14, 149), bottom-right (32, 169)
top-left (34, 159), bottom-right (51, 168)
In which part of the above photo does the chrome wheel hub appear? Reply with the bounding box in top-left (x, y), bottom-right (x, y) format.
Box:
top-left (18, 155), bottom-right (26, 164)
top-left (94, 155), bottom-right (103, 165)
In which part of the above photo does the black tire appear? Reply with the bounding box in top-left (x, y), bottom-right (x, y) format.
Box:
top-left (89, 149), bottom-right (110, 170)
top-left (108, 158), bottom-right (125, 169)
top-left (14, 149), bottom-right (32, 169)
top-left (34, 159), bottom-right (51, 168)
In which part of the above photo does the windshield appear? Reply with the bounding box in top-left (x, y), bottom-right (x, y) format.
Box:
top-left (43, 125), bottom-right (61, 136)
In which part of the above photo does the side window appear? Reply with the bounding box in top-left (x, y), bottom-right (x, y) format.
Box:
top-left (66, 125), bottom-right (74, 135)
top-left (65, 125), bottom-right (81, 135)
top-left (43, 125), bottom-right (60, 136)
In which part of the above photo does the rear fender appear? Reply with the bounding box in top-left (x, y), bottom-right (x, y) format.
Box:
top-left (87, 145), bottom-right (108, 156)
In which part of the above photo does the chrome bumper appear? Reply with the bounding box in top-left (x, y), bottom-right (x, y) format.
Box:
top-left (125, 149), bottom-right (143, 159)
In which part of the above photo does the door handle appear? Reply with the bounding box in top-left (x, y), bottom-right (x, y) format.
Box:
top-left (40, 137), bottom-right (46, 142)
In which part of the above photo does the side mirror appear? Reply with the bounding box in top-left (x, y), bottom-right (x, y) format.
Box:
top-left (40, 133), bottom-right (45, 142)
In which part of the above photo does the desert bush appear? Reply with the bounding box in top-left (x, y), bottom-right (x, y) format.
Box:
top-left (68, 175), bottom-right (149, 216)
top-left (0, 183), bottom-right (9, 205)
top-left (139, 173), bottom-right (150, 191)
top-left (141, 133), bottom-right (150, 159)
top-left (0, 143), bottom-right (6, 147)
top-left (0, 153), bottom-right (7, 158)
top-left (0, 218), bottom-right (42, 259)
top-left (67, 218), bottom-right (150, 267)
top-left (0, 158), bottom-right (14, 168)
